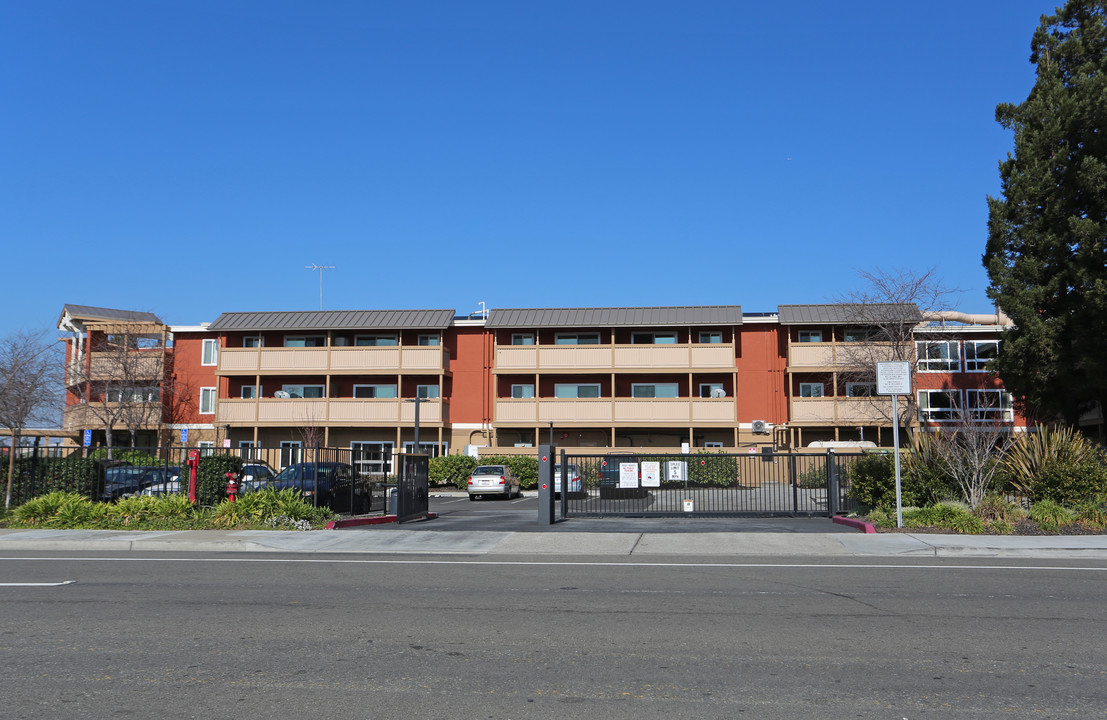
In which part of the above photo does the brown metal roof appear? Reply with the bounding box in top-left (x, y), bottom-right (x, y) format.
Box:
top-left (208, 309), bottom-right (456, 332)
top-left (59, 304), bottom-right (163, 326)
top-left (486, 306), bottom-right (743, 328)
top-left (777, 304), bottom-right (923, 325)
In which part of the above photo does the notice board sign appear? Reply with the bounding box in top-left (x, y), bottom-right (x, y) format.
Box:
top-left (877, 361), bottom-right (912, 395)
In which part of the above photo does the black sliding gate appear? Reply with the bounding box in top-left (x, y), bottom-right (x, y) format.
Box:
top-left (557, 450), bottom-right (863, 518)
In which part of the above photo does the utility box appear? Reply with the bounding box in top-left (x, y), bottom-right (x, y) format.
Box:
top-left (537, 444), bottom-right (556, 525)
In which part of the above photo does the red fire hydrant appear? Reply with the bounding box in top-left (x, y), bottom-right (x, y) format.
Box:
top-left (225, 472), bottom-right (239, 502)
top-left (186, 450), bottom-right (200, 504)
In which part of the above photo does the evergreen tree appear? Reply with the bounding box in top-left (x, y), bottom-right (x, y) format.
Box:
top-left (984, 0), bottom-right (1107, 426)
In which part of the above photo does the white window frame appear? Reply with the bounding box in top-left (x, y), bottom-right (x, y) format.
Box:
top-left (917, 340), bottom-right (961, 372)
top-left (631, 383), bottom-right (679, 398)
top-left (511, 384), bottom-right (535, 399)
top-left (799, 383), bottom-right (824, 398)
top-left (798, 330), bottom-right (823, 343)
top-left (699, 383), bottom-right (725, 398)
top-left (243, 336), bottom-right (263, 348)
top-left (201, 338), bottom-right (218, 366)
top-left (351, 441), bottom-right (392, 476)
top-left (199, 387), bottom-right (217, 414)
top-left (282, 384), bottom-right (325, 399)
top-left (704, 441), bottom-right (724, 448)
top-left (238, 441), bottom-right (256, 459)
top-left (845, 382), bottom-right (875, 397)
top-left (280, 440), bottom-right (303, 466)
top-left (964, 340), bottom-right (1000, 372)
top-left (197, 440), bottom-right (215, 456)
top-left (554, 383), bottom-right (601, 398)
top-left (918, 389), bottom-right (962, 422)
top-left (284, 335), bottom-right (326, 347)
top-left (966, 389), bottom-right (1014, 421)
top-left (554, 332), bottom-right (600, 345)
top-left (511, 333), bottom-right (535, 346)
top-left (698, 331), bottom-right (723, 344)
top-left (355, 334), bottom-right (398, 346)
top-left (417, 334), bottom-right (440, 346)
top-left (403, 441), bottom-right (449, 457)
top-left (416, 384), bottom-right (439, 399)
top-left (353, 384), bottom-right (398, 399)
top-left (240, 385), bottom-right (261, 399)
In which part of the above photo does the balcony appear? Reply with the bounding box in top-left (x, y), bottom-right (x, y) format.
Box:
top-left (216, 398), bottom-right (447, 425)
top-left (217, 346), bottom-right (449, 375)
top-left (789, 397), bottom-right (907, 424)
top-left (494, 344), bottom-right (735, 373)
top-left (63, 402), bottom-right (164, 430)
top-left (494, 397), bottom-right (735, 424)
top-left (788, 342), bottom-right (900, 369)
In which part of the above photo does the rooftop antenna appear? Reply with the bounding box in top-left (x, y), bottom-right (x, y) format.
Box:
top-left (305, 264), bottom-right (336, 310)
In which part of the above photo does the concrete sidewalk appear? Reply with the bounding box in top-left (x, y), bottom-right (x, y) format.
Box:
top-left (2, 526), bottom-right (1107, 558)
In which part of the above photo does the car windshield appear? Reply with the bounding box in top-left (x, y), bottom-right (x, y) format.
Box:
top-left (105, 467), bottom-right (148, 483)
top-left (473, 466), bottom-right (504, 475)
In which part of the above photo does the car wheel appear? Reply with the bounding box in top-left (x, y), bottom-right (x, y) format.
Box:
top-left (468, 495), bottom-right (476, 501)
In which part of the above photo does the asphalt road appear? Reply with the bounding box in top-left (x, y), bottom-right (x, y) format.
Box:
top-left (2, 552), bottom-right (1105, 719)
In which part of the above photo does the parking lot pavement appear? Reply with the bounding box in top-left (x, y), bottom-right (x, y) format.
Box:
top-left (363, 495), bottom-right (857, 534)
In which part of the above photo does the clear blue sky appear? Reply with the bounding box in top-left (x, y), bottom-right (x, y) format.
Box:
top-left (1, 0), bottom-right (1054, 338)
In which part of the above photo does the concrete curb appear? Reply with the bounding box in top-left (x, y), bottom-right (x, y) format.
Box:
top-left (326, 513), bottom-right (438, 529)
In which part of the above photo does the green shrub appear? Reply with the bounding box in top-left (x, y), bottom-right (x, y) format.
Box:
top-left (987, 518), bottom-right (1015, 534)
top-left (429, 454), bottom-right (479, 489)
top-left (89, 448), bottom-right (159, 466)
top-left (1073, 499), bottom-right (1107, 530)
top-left (974, 494), bottom-right (1022, 524)
top-left (1002, 426), bottom-right (1106, 502)
top-left (849, 453), bottom-right (910, 508)
top-left (11, 492), bottom-right (91, 526)
top-left (2, 456), bottom-right (106, 505)
top-left (478, 455), bottom-right (540, 489)
top-left (211, 488), bottom-right (335, 528)
top-left (1030, 458), bottom-right (1107, 506)
top-left (195, 454), bottom-right (243, 506)
top-left (1028, 498), bottom-right (1076, 533)
top-left (902, 502), bottom-right (984, 534)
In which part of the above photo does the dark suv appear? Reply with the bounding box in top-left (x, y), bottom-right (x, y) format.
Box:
top-left (597, 453), bottom-right (649, 500)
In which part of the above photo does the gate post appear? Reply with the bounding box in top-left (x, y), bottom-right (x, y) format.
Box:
top-left (789, 453), bottom-right (799, 515)
top-left (537, 444), bottom-right (556, 525)
top-left (826, 448), bottom-right (839, 517)
top-left (560, 448), bottom-right (568, 520)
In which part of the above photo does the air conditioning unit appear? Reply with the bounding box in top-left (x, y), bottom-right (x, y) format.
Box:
top-left (752, 420), bottom-right (769, 434)
top-left (274, 390), bottom-right (291, 399)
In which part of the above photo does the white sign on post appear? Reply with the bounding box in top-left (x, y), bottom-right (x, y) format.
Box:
top-left (666, 461), bottom-right (686, 482)
top-left (619, 462), bottom-right (639, 489)
top-left (641, 461), bottom-right (660, 487)
top-left (876, 361), bottom-right (911, 529)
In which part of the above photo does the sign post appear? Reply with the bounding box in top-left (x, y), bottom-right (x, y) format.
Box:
top-left (877, 361), bottom-right (912, 528)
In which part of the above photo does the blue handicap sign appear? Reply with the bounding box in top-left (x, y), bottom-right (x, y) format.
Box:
top-left (180, 428), bottom-right (188, 443)
top-left (83, 429), bottom-right (92, 447)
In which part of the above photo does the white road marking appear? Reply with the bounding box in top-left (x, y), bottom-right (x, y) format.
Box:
top-left (0, 580), bottom-right (76, 587)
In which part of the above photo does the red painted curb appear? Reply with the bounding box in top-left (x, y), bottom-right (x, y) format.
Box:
top-left (832, 516), bottom-right (877, 533)
top-left (326, 513), bottom-right (438, 530)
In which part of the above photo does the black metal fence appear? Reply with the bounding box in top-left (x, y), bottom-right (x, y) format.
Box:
top-left (0, 444), bottom-right (401, 515)
top-left (557, 450), bottom-right (864, 518)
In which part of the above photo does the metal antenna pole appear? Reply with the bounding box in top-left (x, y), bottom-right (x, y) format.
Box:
top-left (304, 264), bottom-right (336, 310)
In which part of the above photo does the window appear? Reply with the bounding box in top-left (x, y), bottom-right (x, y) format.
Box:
top-left (282, 384), bottom-right (325, 398)
top-left (798, 330), bottom-right (823, 343)
top-left (351, 441), bottom-right (392, 476)
top-left (917, 341), bottom-right (961, 372)
top-left (554, 383), bottom-right (601, 398)
top-left (966, 389), bottom-right (1013, 421)
top-left (799, 383), bottom-right (824, 398)
top-left (704, 441), bottom-right (724, 448)
top-left (918, 389), bottom-right (962, 421)
top-left (843, 328), bottom-right (877, 342)
top-left (511, 333), bottom-right (535, 346)
top-left (699, 383), bottom-right (725, 398)
top-left (201, 338), bottom-right (218, 366)
top-left (554, 333), bottom-right (600, 345)
top-left (698, 331), bottom-right (723, 344)
top-left (632, 332), bottom-right (677, 344)
top-left (197, 441), bottom-right (215, 456)
top-left (238, 441), bottom-right (256, 459)
top-left (355, 334), bottom-right (398, 346)
top-left (511, 384), bottom-right (535, 399)
top-left (243, 336), bottom-right (263, 348)
top-left (284, 336), bottom-right (325, 347)
top-left (280, 441), bottom-right (302, 466)
top-left (199, 387), bottom-right (216, 414)
top-left (416, 385), bottom-right (439, 399)
top-left (403, 441), bottom-right (448, 457)
top-left (965, 340), bottom-right (999, 372)
top-left (353, 384), bottom-right (397, 398)
top-left (632, 383), bottom-right (679, 398)
top-left (417, 334), bottom-right (440, 346)
top-left (107, 387), bottom-right (159, 402)
top-left (240, 385), bottom-right (260, 399)
top-left (846, 382), bottom-right (875, 397)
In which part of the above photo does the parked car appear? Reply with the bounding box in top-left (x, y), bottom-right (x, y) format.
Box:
top-left (553, 463), bottom-right (583, 496)
top-left (239, 462), bottom-right (276, 491)
top-left (467, 464), bottom-right (521, 500)
top-left (263, 462), bottom-right (369, 513)
top-left (597, 453), bottom-right (648, 499)
top-left (103, 465), bottom-right (180, 501)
